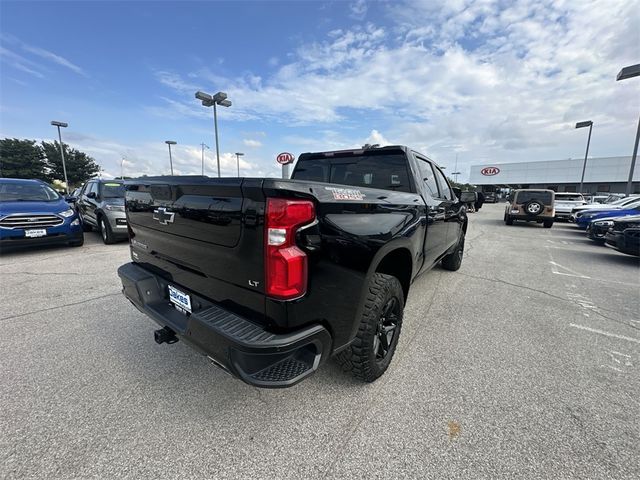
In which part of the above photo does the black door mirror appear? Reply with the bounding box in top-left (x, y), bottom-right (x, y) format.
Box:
top-left (87, 191), bottom-right (97, 199)
top-left (65, 195), bottom-right (77, 204)
top-left (452, 187), bottom-right (462, 200)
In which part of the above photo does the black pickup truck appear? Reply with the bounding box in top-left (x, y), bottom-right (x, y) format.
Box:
top-left (118, 145), bottom-right (467, 388)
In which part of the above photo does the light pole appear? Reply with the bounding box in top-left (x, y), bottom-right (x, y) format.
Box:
top-left (196, 91), bottom-right (232, 178)
top-left (451, 171), bottom-right (461, 182)
top-left (165, 140), bottom-right (176, 175)
top-left (200, 143), bottom-right (209, 176)
top-left (50, 121), bottom-right (69, 194)
top-left (617, 64), bottom-right (640, 196)
top-left (235, 152), bottom-right (244, 177)
top-left (575, 121), bottom-right (593, 194)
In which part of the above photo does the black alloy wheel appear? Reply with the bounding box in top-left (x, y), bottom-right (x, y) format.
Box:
top-left (373, 297), bottom-right (400, 361)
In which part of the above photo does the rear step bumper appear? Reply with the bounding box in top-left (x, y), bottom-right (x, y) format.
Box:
top-left (117, 262), bottom-right (332, 388)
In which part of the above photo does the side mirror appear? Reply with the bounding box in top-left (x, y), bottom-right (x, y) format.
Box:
top-left (452, 187), bottom-right (462, 200)
top-left (65, 195), bottom-right (77, 204)
top-left (87, 191), bottom-right (97, 199)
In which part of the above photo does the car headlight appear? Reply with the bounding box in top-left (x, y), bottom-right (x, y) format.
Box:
top-left (105, 204), bottom-right (125, 212)
top-left (58, 208), bottom-right (75, 218)
top-left (594, 220), bottom-right (614, 226)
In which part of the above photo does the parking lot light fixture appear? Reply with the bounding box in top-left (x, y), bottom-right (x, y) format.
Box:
top-left (235, 152), bottom-right (244, 177)
top-left (165, 140), bottom-right (177, 175)
top-left (617, 64), bottom-right (640, 81)
top-left (616, 64), bottom-right (640, 196)
top-left (575, 121), bottom-right (593, 194)
top-left (50, 121), bottom-right (70, 194)
top-left (195, 90), bottom-right (232, 178)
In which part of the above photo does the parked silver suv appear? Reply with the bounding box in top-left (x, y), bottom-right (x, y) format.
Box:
top-left (77, 180), bottom-right (127, 244)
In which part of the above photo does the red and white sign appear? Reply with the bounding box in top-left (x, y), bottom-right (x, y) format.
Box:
top-left (480, 167), bottom-right (500, 176)
top-left (276, 152), bottom-right (295, 165)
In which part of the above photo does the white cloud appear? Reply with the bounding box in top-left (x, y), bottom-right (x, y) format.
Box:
top-left (21, 45), bottom-right (87, 77)
top-left (243, 139), bottom-right (262, 148)
top-left (350, 0), bottom-right (368, 20)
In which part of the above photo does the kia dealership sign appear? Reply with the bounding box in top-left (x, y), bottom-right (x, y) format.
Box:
top-left (276, 152), bottom-right (295, 165)
top-left (480, 167), bottom-right (500, 176)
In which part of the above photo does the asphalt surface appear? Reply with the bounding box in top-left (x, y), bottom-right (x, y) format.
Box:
top-left (1, 203), bottom-right (639, 479)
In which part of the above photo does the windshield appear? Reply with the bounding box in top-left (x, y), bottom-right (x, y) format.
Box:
top-left (101, 182), bottom-right (125, 198)
top-left (293, 153), bottom-right (411, 192)
top-left (555, 194), bottom-right (584, 201)
top-left (0, 181), bottom-right (61, 202)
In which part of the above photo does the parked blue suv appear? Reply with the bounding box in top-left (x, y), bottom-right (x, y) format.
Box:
top-left (0, 178), bottom-right (84, 250)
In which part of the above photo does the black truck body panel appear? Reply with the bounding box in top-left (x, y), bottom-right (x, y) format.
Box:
top-left (118, 146), bottom-right (467, 387)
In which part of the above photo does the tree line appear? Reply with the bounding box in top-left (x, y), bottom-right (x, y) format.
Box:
top-left (0, 138), bottom-right (101, 190)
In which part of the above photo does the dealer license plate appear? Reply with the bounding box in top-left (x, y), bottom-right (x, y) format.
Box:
top-left (168, 285), bottom-right (192, 313)
top-left (24, 229), bottom-right (47, 238)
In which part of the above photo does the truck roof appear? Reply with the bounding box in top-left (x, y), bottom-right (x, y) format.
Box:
top-left (299, 145), bottom-right (444, 170)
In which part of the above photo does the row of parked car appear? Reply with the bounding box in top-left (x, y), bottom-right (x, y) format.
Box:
top-left (571, 195), bottom-right (640, 256)
top-left (0, 177), bottom-right (127, 251)
top-left (501, 188), bottom-right (639, 256)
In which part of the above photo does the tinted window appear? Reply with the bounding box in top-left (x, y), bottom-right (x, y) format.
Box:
top-left (100, 182), bottom-right (125, 198)
top-left (0, 181), bottom-right (60, 202)
top-left (414, 157), bottom-right (439, 198)
top-left (293, 154), bottom-right (411, 192)
top-left (433, 167), bottom-right (453, 200)
top-left (515, 191), bottom-right (553, 205)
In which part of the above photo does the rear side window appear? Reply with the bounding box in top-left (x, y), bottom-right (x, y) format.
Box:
top-left (293, 154), bottom-right (412, 192)
top-left (516, 191), bottom-right (553, 205)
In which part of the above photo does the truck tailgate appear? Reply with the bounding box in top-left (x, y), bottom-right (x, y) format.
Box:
top-left (124, 177), bottom-right (268, 323)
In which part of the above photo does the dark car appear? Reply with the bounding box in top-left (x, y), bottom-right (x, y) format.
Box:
top-left (117, 145), bottom-right (468, 388)
top-left (605, 215), bottom-right (640, 256)
top-left (0, 178), bottom-right (84, 250)
top-left (586, 213), bottom-right (639, 245)
top-left (77, 179), bottom-right (128, 244)
top-left (483, 191), bottom-right (497, 203)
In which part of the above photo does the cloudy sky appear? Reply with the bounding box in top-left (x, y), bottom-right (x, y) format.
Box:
top-left (0, 0), bottom-right (638, 182)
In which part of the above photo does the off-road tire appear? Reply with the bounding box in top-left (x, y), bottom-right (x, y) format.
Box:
top-left (543, 219), bottom-right (553, 228)
top-left (336, 273), bottom-right (404, 383)
top-left (99, 216), bottom-right (116, 244)
top-left (442, 231), bottom-right (465, 271)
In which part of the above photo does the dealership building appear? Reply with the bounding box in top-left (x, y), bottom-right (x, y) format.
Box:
top-left (468, 156), bottom-right (639, 194)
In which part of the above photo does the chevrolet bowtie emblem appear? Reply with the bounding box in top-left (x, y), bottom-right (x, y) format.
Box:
top-left (153, 207), bottom-right (175, 225)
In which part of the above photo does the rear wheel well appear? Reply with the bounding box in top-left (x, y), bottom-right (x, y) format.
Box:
top-left (375, 248), bottom-right (412, 302)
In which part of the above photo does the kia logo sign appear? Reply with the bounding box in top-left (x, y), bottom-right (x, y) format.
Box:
top-left (481, 167), bottom-right (500, 176)
top-left (276, 152), bottom-right (295, 165)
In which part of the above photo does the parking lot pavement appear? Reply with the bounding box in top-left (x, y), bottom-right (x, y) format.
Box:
top-left (1, 205), bottom-right (639, 479)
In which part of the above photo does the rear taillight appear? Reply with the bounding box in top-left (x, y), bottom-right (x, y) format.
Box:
top-left (265, 198), bottom-right (315, 300)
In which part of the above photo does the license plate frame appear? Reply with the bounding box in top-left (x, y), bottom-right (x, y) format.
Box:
top-left (168, 285), bottom-right (192, 313)
top-left (24, 229), bottom-right (47, 238)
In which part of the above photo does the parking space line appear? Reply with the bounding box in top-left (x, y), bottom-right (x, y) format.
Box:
top-left (569, 323), bottom-right (640, 345)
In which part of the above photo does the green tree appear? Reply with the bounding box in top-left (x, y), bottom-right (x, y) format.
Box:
top-left (0, 138), bottom-right (48, 179)
top-left (41, 141), bottom-right (100, 188)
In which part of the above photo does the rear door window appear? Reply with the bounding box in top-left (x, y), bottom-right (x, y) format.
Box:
top-left (293, 153), bottom-right (412, 193)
